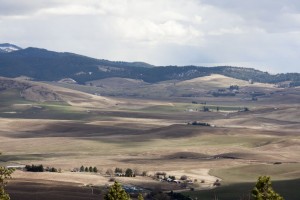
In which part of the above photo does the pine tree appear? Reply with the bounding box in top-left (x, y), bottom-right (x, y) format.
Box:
top-left (104, 181), bottom-right (131, 200)
top-left (93, 167), bottom-right (98, 173)
top-left (138, 193), bottom-right (144, 200)
top-left (0, 187), bottom-right (10, 200)
top-left (80, 165), bottom-right (84, 172)
top-left (89, 166), bottom-right (93, 172)
top-left (252, 176), bottom-right (284, 200)
top-left (0, 165), bottom-right (14, 200)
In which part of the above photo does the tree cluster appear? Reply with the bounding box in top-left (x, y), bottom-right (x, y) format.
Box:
top-left (45, 166), bottom-right (60, 173)
top-left (111, 167), bottom-right (136, 177)
top-left (212, 92), bottom-right (236, 97)
top-left (229, 85), bottom-right (239, 90)
top-left (79, 165), bottom-right (98, 173)
top-left (25, 164), bottom-right (44, 172)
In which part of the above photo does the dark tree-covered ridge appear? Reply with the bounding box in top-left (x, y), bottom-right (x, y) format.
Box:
top-left (0, 46), bottom-right (299, 85)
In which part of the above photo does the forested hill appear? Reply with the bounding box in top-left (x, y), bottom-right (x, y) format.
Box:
top-left (0, 45), bottom-right (299, 86)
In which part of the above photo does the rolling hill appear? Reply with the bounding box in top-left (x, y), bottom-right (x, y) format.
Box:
top-left (47, 74), bottom-right (283, 100)
top-left (0, 76), bottom-right (117, 108)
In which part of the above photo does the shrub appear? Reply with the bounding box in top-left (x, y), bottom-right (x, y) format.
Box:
top-left (109, 177), bottom-right (116, 182)
top-left (133, 168), bottom-right (140, 176)
top-left (229, 85), bottom-right (239, 90)
top-left (213, 179), bottom-right (221, 186)
top-left (46, 167), bottom-right (58, 172)
top-left (180, 175), bottom-right (188, 180)
top-left (142, 171), bottom-right (148, 176)
top-left (203, 106), bottom-right (210, 112)
top-left (106, 169), bottom-right (114, 176)
top-left (155, 172), bottom-right (167, 176)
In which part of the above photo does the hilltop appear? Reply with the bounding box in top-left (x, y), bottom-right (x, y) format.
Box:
top-left (0, 43), bottom-right (22, 53)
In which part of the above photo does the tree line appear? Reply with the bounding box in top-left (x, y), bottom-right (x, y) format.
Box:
top-left (79, 165), bottom-right (98, 173)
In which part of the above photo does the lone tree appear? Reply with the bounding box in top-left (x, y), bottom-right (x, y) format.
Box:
top-left (0, 155), bottom-right (14, 200)
top-left (104, 181), bottom-right (131, 200)
top-left (125, 168), bottom-right (133, 177)
top-left (252, 176), bottom-right (284, 200)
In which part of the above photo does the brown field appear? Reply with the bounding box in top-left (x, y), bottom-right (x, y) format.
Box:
top-left (0, 75), bottom-right (300, 199)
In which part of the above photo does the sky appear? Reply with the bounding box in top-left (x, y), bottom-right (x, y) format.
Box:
top-left (0, 0), bottom-right (300, 73)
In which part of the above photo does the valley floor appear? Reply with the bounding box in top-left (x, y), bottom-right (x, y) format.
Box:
top-left (0, 82), bottom-right (299, 199)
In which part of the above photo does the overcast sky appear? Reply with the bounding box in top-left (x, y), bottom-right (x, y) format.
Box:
top-left (1, 0), bottom-right (300, 73)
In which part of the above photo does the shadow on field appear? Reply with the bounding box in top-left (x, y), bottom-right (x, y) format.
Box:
top-left (3, 122), bottom-right (139, 138)
top-left (7, 179), bottom-right (103, 200)
top-left (119, 151), bottom-right (262, 164)
top-left (0, 153), bottom-right (76, 162)
top-left (4, 123), bottom-right (221, 140)
top-left (3, 120), bottom-right (288, 144)
top-left (184, 179), bottom-right (300, 200)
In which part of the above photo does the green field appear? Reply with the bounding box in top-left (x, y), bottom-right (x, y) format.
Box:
top-left (182, 163), bottom-right (300, 199)
top-left (184, 179), bottom-right (300, 200)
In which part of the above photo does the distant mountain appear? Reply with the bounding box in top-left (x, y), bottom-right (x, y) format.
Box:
top-left (0, 44), bottom-right (299, 87)
top-left (0, 43), bottom-right (22, 53)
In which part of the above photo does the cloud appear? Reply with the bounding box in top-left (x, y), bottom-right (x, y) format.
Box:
top-left (37, 5), bottom-right (105, 16)
top-left (0, 0), bottom-right (60, 16)
top-left (0, 0), bottom-right (300, 72)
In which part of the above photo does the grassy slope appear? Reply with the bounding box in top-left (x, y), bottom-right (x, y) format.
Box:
top-left (47, 74), bottom-right (277, 99)
top-left (0, 89), bottom-right (87, 120)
